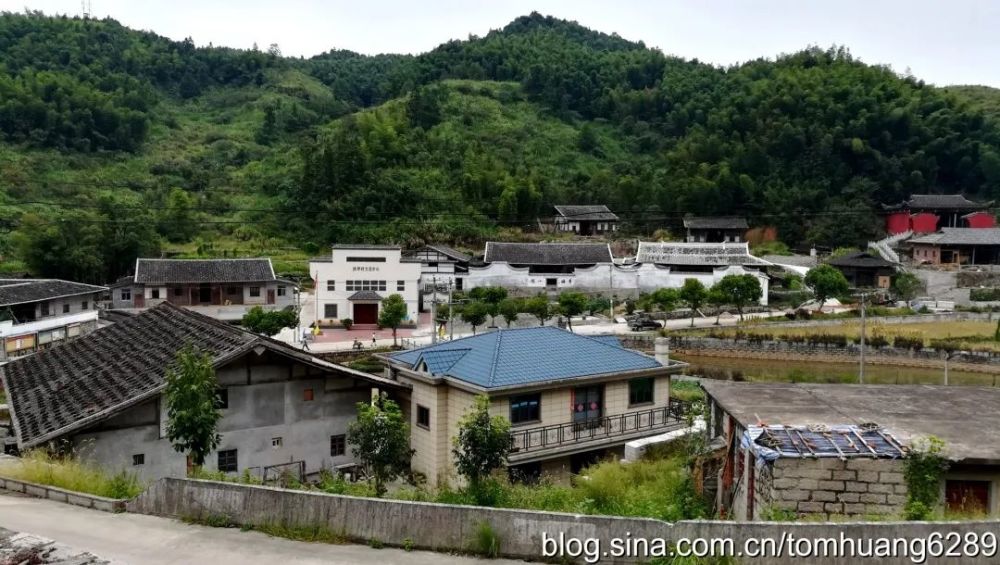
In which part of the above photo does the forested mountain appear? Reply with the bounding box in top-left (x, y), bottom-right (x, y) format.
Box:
top-left (2, 10), bottom-right (999, 283)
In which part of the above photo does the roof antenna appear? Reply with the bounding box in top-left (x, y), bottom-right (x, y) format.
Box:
top-left (81, 0), bottom-right (93, 18)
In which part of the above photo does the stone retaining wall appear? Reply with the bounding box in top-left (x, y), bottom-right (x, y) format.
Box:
top-left (769, 458), bottom-right (907, 519)
top-left (0, 476), bottom-right (126, 512)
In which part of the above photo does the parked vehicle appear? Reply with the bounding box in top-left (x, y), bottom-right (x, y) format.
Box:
top-left (629, 317), bottom-right (662, 331)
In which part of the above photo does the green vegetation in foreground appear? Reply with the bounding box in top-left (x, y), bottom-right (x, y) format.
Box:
top-left (0, 451), bottom-right (144, 499)
top-left (670, 380), bottom-right (705, 403)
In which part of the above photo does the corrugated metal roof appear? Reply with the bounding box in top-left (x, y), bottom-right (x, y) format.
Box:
top-left (390, 326), bottom-right (662, 389)
top-left (745, 425), bottom-right (906, 460)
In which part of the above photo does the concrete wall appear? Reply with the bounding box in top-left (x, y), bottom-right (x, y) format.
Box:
top-left (128, 478), bottom-right (1000, 564)
top-left (70, 354), bottom-right (372, 482)
top-left (0, 476), bottom-right (126, 512)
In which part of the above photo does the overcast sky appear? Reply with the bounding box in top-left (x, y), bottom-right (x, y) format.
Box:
top-left (12, 0), bottom-right (1000, 87)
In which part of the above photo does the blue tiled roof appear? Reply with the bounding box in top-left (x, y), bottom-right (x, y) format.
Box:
top-left (588, 335), bottom-right (622, 347)
top-left (390, 327), bottom-right (661, 389)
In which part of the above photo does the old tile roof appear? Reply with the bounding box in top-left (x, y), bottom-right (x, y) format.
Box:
top-left (0, 280), bottom-right (107, 307)
top-left (884, 194), bottom-right (993, 211)
top-left (682, 216), bottom-right (749, 230)
top-left (423, 244), bottom-right (472, 263)
top-left (348, 290), bottom-right (383, 301)
top-left (553, 205), bottom-right (619, 221)
top-left (909, 228), bottom-right (1000, 246)
top-left (484, 242), bottom-right (613, 265)
top-left (635, 242), bottom-right (772, 266)
top-left (134, 258), bottom-right (275, 284)
top-left (389, 326), bottom-right (665, 390)
top-left (0, 303), bottom-right (400, 449)
top-left (827, 251), bottom-right (896, 269)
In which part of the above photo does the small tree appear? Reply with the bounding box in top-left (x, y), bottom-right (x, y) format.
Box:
top-left (165, 344), bottom-right (222, 471)
top-left (524, 295), bottom-right (552, 326)
top-left (497, 298), bottom-right (522, 327)
top-left (453, 395), bottom-right (511, 490)
top-left (715, 274), bottom-right (763, 321)
top-left (587, 296), bottom-right (611, 317)
top-left (707, 286), bottom-right (727, 325)
top-left (892, 271), bottom-right (922, 302)
top-left (678, 278), bottom-right (707, 327)
top-left (650, 287), bottom-right (679, 312)
top-left (347, 397), bottom-right (413, 497)
top-left (241, 306), bottom-right (299, 336)
top-left (804, 264), bottom-right (851, 310)
top-left (378, 294), bottom-right (408, 346)
top-left (557, 291), bottom-right (588, 331)
top-left (476, 286), bottom-right (508, 326)
top-left (461, 301), bottom-right (489, 334)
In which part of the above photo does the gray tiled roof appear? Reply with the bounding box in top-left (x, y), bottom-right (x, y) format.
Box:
top-left (909, 228), bottom-right (1000, 246)
top-left (389, 327), bottom-right (664, 390)
top-left (0, 303), bottom-right (400, 449)
top-left (484, 242), bottom-right (613, 265)
top-left (134, 258), bottom-right (275, 284)
top-left (0, 279), bottom-right (107, 307)
top-left (553, 205), bottom-right (619, 221)
top-left (424, 244), bottom-right (472, 263)
top-left (827, 251), bottom-right (896, 269)
top-left (348, 290), bottom-right (383, 301)
top-left (885, 194), bottom-right (992, 211)
top-left (636, 242), bottom-right (772, 266)
top-left (683, 216), bottom-right (749, 230)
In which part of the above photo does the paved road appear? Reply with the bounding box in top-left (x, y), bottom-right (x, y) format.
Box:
top-left (0, 493), bottom-right (524, 565)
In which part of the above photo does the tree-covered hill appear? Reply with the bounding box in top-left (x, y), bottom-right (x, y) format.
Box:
top-left (2, 10), bottom-right (999, 283)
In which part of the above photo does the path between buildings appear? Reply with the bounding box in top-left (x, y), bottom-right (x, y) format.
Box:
top-left (0, 492), bottom-right (524, 565)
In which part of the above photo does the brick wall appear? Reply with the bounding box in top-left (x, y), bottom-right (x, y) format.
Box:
top-left (766, 457), bottom-right (907, 519)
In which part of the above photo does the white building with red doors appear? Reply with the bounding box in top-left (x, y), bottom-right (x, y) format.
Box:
top-left (309, 245), bottom-right (421, 328)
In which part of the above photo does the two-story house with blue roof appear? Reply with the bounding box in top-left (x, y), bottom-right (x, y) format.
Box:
top-left (382, 327), bottom-right (689, 485)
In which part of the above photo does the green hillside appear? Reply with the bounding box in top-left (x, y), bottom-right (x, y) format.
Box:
top-left (2, 11), bottom-right (1000, 283)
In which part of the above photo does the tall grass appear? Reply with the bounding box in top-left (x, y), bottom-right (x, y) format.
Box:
top-left (0, 451), bottom-right (144, 499)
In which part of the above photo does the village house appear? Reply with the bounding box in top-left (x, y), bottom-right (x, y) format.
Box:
top-left (701, 380), bottom-right (1000, 520)
top-left (0, 279), bottom-right (107, 361)
top-left (109, 258), bottom-right (295, 321)
top-left (683, 216), bottom-right (749, 243)
top-left (551, 205), bottom-right (619, 236)
top-left (309, 245), bottom-right (421, 327)
top-left (883, 194), bottom-right (995, 234)
top-left (826, 251), bottom-right (896, 288)
top-left (634, 241), bottom-right (771, 303)
top-left (909, 228), bottom-right (1000, 266)
top-left (469, 242), bottom-right (615, 293)
top-left (0, 303), bottom-right (403, 481)
top-left (404, 244), bottom-right (472, 300)
top-left (381, 328), bottom-right (688, 485)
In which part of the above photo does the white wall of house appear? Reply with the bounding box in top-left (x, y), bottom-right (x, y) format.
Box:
top-left (1, 294), bottom-right (103, 360)
top-left (310, 247), bottom-right (421, 325)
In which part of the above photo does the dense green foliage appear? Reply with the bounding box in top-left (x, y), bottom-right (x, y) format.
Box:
top-left (164, 345), bottom-right (222, 468)
top-left (903, 436), bottom-right (950, 520)
top-left (241, 305), bottom-right (298, 336)
top-left (347, 397), bottom-right (413, 497)
top-left (5, 11), bottom-right (1000, 281)
top-left (452, 395), bottom-right (512, 496)
top-left (804, 264), bottom-right (851, 306)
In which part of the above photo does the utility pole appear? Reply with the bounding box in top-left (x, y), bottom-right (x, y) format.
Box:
top-left (448, 280), bottom-right (454, 341)
top-left (859, 292), bottom-right (866, 384)
top-left (430, 276), bottom-right (438, 344)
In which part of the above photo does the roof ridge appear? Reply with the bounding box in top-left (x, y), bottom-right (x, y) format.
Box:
top-left (486, 328), bottom-right (505, 388)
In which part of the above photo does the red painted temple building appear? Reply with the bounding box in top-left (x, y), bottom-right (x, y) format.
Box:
top-left (882, 194), bottom-right (995, 235)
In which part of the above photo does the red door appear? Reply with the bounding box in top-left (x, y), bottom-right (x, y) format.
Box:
top-left (946, 480), bottom-right (990, 515)
top-left (267, 289), bottom-right (276, 305)
top-left (354, 304), bottom-right (378, 325)
top-left (134, 294), bottom-right (145, 308)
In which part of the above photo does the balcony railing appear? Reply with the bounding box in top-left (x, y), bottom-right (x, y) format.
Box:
top-left (509, 400), bottom-right (694, 456)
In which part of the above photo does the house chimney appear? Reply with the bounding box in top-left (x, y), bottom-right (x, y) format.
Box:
top-left (654, 336), bottom-right (670, 365)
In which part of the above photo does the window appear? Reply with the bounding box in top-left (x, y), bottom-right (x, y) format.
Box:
top-left (327, 280), bottom-right (336, 291)
top-left (271, 437), bottom-right (283, 449)
top-left (628, 377), bottom-right (655, 406)
top-left (509, 394), bottom-right (541, 424)
top-left (330, 434), bottom-right (346, 456)
top-left (174, 287), bottom-right (183, 296)
top-left (216, 388), bottom-right (229, 409)
top-left (226, 286), bottom-right (241, 295)
top-left (217, 449), bottom-right (238, 472)
top-left (416, 405), bottom-right (430, 429)
top-left (120, 288), bottom-right (131, 301)
top-left (40, 302), bottom-right (50, 317)
top-left (545, 278), bottom-right (557, 287)
top-left (324, 304), bottom-right (338, 318)
top-left (344, 280), bottom-right (387, 292)
top-left (81, 300), bottom-right (88, 310)
top-left (397, 280), bottom-right (405, 291)
top-left (303, 388), bottom-right (314, 401)
top-left (249, 286), bottom-right (261, 297)
top-left (151, 288), bottom-right (160, 299)
top-left (132, 454), bottom-right (145, 466)
top-left (277, 286), bottom-right (287, 297)
top-left (63, 303), bottom-right (70, 314)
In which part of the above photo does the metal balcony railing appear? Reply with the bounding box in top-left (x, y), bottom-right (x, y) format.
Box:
top-left (509, 400), bottom-right (694, 455)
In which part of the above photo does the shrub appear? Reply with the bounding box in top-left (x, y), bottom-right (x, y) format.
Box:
top-left (341, 317), bottom-right (353, 330)
top-left (0, 451), bottom-right (144, 499)
top-left (472, 521), bottom-right (500, 558)
top-left (970, 288), bottom-right (1000, 302)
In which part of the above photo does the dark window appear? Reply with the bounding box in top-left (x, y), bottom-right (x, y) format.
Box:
top-left (132, 454), bottom-right (145, 466)
top-left (217, 449), bottom-right (238, 473)
top-left (226, 286), bottom-right (241, 295)
top-left (510, 394), bottom-right (541, 424)
top-left (324, 304), bottom-right (338, 318)
top-left (546, 278), bottom-right (557, 287)
top-left (62, 303), bottom-right (70, 313)
top-left (346, 257), bottom-right (387, 262)
top-left (327, 280), bottom-right (335, 291)
top-left (271, 437), bottom-right (282, 448)
top-left (397, 280), bottom-right (405, 291)
top-left (151, 288), bottom-right (160, 299)
top-left (277, 286), bottom-right (287, 296)
top-left (249, 286), bottom-right (261, 297)
top-left (455, 278), bottom-right (463, 290)
top-left (174, 287), bottom-right (183, 296)
top-left (40, 302), bottom-right (50, 317)
top-left (416, 405), bottom-right (430, 429)
top-left (303, 388), bottom-right (314, 401)
top-left (120, 288), bottom-right (131, 301)
top-left (216, 388), bottom-right (229, 409)
top-left (81, 301), bottom-right (88, 310)
top-left (628, 377), bottom-right (655, 406)
top-left (330, 434), bottom-right (346, 456)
